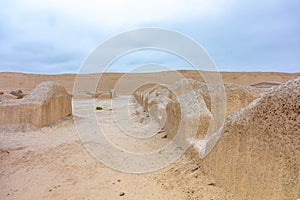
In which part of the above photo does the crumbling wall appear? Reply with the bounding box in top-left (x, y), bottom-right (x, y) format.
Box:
top-left (133, 78), bottom-right (300, 199)
top-left (134, 79), bottom-right (264, 138)
top-left (200, 77), bottom-right (300, 200)
top-left (0, 81), bottom-right (72, 128)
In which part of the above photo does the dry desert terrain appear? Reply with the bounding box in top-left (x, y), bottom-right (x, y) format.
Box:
top-left (0, 70), bottom-right (299, 200)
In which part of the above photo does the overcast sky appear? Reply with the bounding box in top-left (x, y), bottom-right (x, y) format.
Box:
top-left (0, 0), bottom-right (299, 73)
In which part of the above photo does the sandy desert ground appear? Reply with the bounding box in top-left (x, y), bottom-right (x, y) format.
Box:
top-left (0, 98), bottom-right (233, 200)
top-left (0, 70), bottom-right (299, 200)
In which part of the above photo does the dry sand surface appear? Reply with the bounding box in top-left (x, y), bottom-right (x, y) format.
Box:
top-left (1, 98), bottom-right (233, 200)
top-left (0, 71), bottom-right (299, 200)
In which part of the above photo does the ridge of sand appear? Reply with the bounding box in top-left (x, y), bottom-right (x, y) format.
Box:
top-left (1, 71), bottom-right (299, 95)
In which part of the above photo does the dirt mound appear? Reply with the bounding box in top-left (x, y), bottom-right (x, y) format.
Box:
top-left (0, 81), bottom-right (72, 128)
top-left (200, 77), bottom-right (300, 199)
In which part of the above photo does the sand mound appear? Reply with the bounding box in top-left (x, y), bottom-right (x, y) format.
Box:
top-left (0, 81), bottom-right (72, 128)
top-left (199, 77), bottom-right (300, 199)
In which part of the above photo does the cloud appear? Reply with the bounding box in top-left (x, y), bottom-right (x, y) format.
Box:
top-left (109, 49), bottom-right (195, 72)
top-left (15, 0), bottom-right (233, 29)
top-left (0, 0), bottom-right (299, 73)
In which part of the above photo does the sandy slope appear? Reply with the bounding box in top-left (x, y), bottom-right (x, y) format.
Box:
top-left (0, 98), bottom-right (234, 200)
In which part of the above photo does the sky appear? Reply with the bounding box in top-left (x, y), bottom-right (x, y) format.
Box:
top-left (0, 0), bottom-right (299, 74)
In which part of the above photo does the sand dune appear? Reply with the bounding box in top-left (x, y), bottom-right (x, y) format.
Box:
top-left (1, 71), bottom-right (299, 95)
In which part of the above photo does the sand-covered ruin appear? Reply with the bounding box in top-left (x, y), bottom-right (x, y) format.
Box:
top-left (200, 77), bottom-right (300, 200)
top-left (0, 71), bottom-right (299, 200)
top-left (0, 81), bottom-right (72, 128)
top-left (134, 77), bottom-right (300, 199)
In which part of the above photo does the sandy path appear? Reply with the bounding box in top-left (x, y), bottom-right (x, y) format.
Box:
top-left (0, 98), bottom-right (234, 200)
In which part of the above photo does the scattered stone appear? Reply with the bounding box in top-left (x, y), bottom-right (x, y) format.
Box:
top-left (208, 183), bottom-right (216, 186)
top-left (0, 91), bottom-right (3, 95)
top-left (119, 192), bottom-right (125, 196)
top-left (161, 135), bottom-right (168, 139)
top-left (191, 167), bottom-right (199, 172)
top-left (9, 89), bottom-right (25, 99)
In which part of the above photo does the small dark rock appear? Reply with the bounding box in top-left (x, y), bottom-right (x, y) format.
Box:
top-left (119, 192), bottom-right (125, 196)
top-left (208, 183), bottom-right (216, 186)
top-left (191, 167), bottom-right (199, 172)
top-left (161, 135), bottom-right (168, 139)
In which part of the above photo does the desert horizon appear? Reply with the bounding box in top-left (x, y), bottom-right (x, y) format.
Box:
top-left (1, 70), bottom-right (299, 92)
